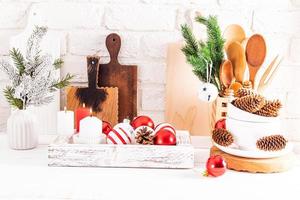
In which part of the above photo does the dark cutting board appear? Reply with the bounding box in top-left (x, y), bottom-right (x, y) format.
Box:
top-left (98, 33), bottom-right (137, 122)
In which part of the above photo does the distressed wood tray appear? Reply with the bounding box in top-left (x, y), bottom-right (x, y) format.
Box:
top-left (48, 131), bottom-right (194, 169)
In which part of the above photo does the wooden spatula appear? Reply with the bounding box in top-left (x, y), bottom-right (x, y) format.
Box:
top-left (246, 34), bottom-right (267, 88)
top-left (219, 60), bottom-right (234, 89)
top-left (226, 41), bottom-right (247, 83)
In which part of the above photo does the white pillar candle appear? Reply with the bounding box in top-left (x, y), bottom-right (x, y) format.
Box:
top-left (57, 107), bottom-right (74, 136)
top-left (79, 115), bottom-right (102, 136)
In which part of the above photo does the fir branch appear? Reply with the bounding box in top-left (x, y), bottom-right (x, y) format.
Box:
top-left (9, 48), bottom-right (26, 76)
top-left (180, 15), bottom-right (225, 91)
top-left (196, 15), bottom-right (225, 80)
top-left (53, 58), bottom-right (64, 69)
top-left (181, 24), bottom-right (200, 56)
top-left (51, 73), bottom-right (74, 90)
top-left (3, 86), bottom-right (23, 110)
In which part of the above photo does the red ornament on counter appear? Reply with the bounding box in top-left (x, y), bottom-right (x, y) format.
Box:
top-left (75, 103), bottom-right (90, 132)
top-left (154, 123), bottom-right (176, 135)
top-left (102, 121), bottom-right (112, 135)
top-left (215, 119), bottom-right (226, 129)
top-left (205, 155), bottom-right (226, 177)
top-left (131, 115), bottom-right (155, 130)
top-left (153, 129), bottom-right (176, 145)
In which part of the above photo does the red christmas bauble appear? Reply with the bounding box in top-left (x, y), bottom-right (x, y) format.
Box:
top-left (154, 123), bottom-right (176, 135)
top-left (153, 129), bottom-right (176, 145)
top-left (215, 119), bottom-right (226, 129)
top-left (102, 121), bottom-right (112, 135)
top-left (206, 155), bottom-right (226, 177)
top-left (131, 115), bottom-right (155, 130)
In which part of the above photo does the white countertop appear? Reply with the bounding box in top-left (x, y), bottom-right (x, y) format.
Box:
top-left (1, 134), bottom-right (300, 200)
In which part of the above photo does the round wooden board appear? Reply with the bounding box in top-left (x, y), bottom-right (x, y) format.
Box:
top-left (210, 146), bottom-right (296, 173)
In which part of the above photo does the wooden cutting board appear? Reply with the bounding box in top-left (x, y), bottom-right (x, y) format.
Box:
top-left (210, 146), bottom-right (296, 173)
top-left (98, 33), bottom-right (137, 122)
top-left (165, 42), bottom-right (211, 136)
top-left (67, 56), bottom-right (118, 126)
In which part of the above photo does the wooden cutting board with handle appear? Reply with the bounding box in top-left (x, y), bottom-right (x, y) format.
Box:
top-left (67, 56), bottom-right (118, 126)
top-left (165, 42), bottom-right (211, 136)
top-left (98, 33), bottom-right (137, 122)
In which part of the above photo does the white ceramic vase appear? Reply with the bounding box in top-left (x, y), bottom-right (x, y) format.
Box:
top-left (7, 109), bottom-right (38, 150)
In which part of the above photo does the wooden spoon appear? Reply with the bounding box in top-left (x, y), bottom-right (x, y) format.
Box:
top-left (246, 34), bottom-right (267, 88)
top-left (219, 60), bottom-right (234, 89)
top-left (223, 24), bottom-right (246, 51)
top-left (226, 41), bottom-right (247, 83)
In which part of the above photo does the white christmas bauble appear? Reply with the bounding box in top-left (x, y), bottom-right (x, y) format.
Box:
top-left (198, 83), bottom-right (218, 103)
top-left (107, 121), bottom-right (134, 144)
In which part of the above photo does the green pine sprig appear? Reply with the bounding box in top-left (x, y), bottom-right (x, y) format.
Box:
top-left (181, 15), bottom-right (225, 91)
top-left (51, 73), bottom-right (75, 90)
top-left (3, 86), bottom-right (23, 110)
top-left (53, 58), bottom-right (64, 69)
top-left (9, 48), bottom-right (26, 76)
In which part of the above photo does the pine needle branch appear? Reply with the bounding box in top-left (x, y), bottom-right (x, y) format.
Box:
top-left (51, 73), bottom-right (74, 90)
top-left (9, 48), bottom-right (26, 76)
top-left (181, 15), bottom-right (225, 91)
top-left (3, 86), bottom-right (23, 110)
top-left (181, 24), bottom-right (200, 56)
top-left (53, 58), bottom-right (64, 69)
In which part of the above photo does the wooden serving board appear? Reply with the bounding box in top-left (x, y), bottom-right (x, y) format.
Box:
top-left (66, 56), bottom-right (118, 126)
top-left (210, 146), bottom-right (296, 173)
top-left (66, 87), bottom-right (118, 126)
top-left (165, 42), bottom-right (211, 136)
top-left (98, 33), bottom-right (137, 122)
top-left (48, 131), bottom-right (194, 169)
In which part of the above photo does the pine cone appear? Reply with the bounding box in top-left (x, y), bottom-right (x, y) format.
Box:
top-left (256, 135), bottom-right (287, 151)
top-left (135, 127), bottom-right (154, 145)
top-left (233, 94), bottom-right (265, 113)
top-left (236, 88), bottom-right (254, 98)
top-left (212, 128), bottom-right (234, 147)
top-left (254, 100), bottom-right (282, 117)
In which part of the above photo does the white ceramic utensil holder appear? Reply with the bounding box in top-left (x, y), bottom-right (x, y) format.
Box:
top-left (7, 109), bottom-right (38, 150)
top-left (227, 103), bottom-right (282, 151)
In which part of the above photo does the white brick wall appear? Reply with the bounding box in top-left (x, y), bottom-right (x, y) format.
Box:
top-left (0, 0), bottom-right (299, 138)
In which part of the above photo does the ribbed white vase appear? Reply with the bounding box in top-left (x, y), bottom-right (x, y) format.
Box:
top-left (7, 109), bottom-right (38, 150)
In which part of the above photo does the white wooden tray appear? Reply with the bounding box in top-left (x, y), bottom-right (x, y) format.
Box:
top-left (48, 131), bottom-right (194, 169)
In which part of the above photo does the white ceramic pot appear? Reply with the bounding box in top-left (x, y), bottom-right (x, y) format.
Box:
top-left (7, 109), bottom-right (38, 150)
top-left (227, 103), bottom-right (282, 151)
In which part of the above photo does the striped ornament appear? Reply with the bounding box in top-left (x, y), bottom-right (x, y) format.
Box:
top-left (154, 123), bottom-right (176, 135)
top-left (107, 126), bottom-right (134, 145)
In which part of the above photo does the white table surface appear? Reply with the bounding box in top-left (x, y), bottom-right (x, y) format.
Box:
top-left (1, 134), bottom-right (300, 200)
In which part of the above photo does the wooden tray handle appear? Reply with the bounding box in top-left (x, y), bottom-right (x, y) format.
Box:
top-left (106, 33), bottom-right (121, 64)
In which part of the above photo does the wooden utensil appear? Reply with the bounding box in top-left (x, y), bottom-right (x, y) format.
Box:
top-left (246, 34), bottom-right (267, 88)
top-left (257, 55), bottom-right (283, 94)
top-left (98, 33), bottom-right (137, 122)
top-left (226, 41), bottom-right (247, 83)
top-left (219, 60), bottom-right (234, 89)
top-left (67, 56), bottom-right (118, 126)
top-left (223, 24), bottom-right (246, 51)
